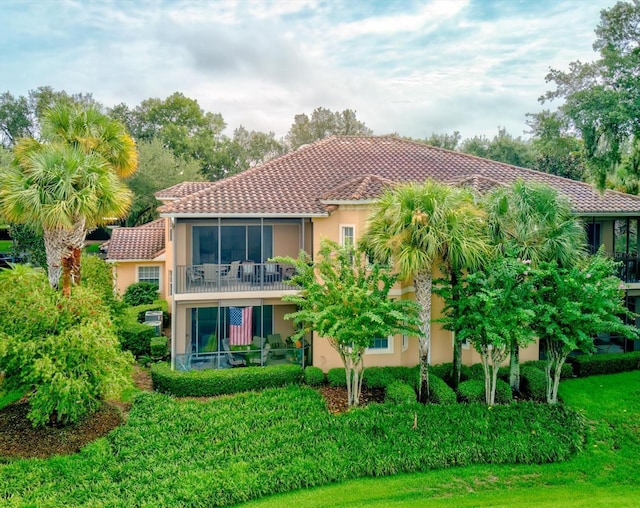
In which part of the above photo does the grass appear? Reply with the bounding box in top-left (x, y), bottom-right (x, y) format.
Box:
top-left (1, 371), bottom-right (637, 506)
top-left (0, 240), bottom-right (13, 252)
top-left (242, 370), bottom-right (640, 507)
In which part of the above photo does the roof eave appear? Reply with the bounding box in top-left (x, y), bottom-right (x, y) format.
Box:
top-left (159, 212), bottom-right (328, 219)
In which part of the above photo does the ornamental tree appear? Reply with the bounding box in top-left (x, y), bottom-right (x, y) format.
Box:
top-left (436, 257), bottom-right (537, 405)
top-left (276, 240), bottom-right (420, 407)
top-left (530, 252), bottom-right (638, 403)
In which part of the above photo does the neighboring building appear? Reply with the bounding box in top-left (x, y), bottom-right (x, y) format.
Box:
top-left (110, 136), bottom-right (640, 370)
top-left (103, 219), bottom-right (167, 299)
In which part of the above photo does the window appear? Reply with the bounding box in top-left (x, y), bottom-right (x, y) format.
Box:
top-left (340, 225), bottom-right (355, 248)
top-left (138, 266), bottom-right (160, 288)
top-left (366, 335), bottom-right (394, 354)
top-left (168, 270), bottom-right (173, 296)
top-left (193, 224), bottom-right (273, 264)
top-left (402, 334), bottom-right (409, 351)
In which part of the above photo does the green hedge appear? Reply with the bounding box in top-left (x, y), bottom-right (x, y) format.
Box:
top-left (429, 362), bottom-right (471, 386)
top-left (523, 360), bottom-right (573, 379)
top-left (118, 322), bottom-right (156, 357)
top-left (151, 363), bottom-right (304, 397)
top-left (150, 337), bottom-right (168, 358)
top-left (363, 366), bottom-right (418, 389)
top-left (304, 366), bottom-right (325, 386)
top-left (428, 374), bottom-right (457, 404)
top-left (457, 379), bottom-right (513, 404)
top-left (327, 368), bottom-right (347, 387)
top-left (520, 366), bottom-right (547, 402)
top-left (385, 381), bottom-right (416, 404)
top-left (572, 352), bottom-right (640, 377)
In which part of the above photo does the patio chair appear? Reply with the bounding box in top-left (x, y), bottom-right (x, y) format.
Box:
top-left (220, 261), bottom-right (241, 285)
top-left (266, 333), bottom-right (286, 360)
top-left (263, 262), bottom-right (281, 283)
top-left (241, 261), bottom-right (256, 283)
top-left (222, 338), bottom-right (246, 367)
top-left (249, 336), bottom-right (271, 366)
top-left (202, 264), bottom-right (220, 286)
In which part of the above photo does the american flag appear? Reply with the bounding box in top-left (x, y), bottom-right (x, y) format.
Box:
top-left (229, 306), bottom-right (253, 345)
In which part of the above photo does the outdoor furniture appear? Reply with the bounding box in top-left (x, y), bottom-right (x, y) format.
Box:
top-left (267, 333), bottom-right (286, 359)
top-left (241, 261), bottom-right (256, 282)
top-left (187, 265), bottom-right (204, 288)
top-left (248, 336), bottom-right (270, 366)
top-left (202, 264), bottom-right (220, 286)
top-left (220, 261), bottom-right (241, 285)
top-left (263, 262), bottom-right (281, 283)
top-left (222, 338), bottom-right (246, 367)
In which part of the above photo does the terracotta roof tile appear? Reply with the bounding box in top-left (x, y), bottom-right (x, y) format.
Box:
top-left (158, 136), bottom-right (640, 216)
top-left (104, 219), bottom-right (165, 261)
top-left (155, 182), bottom-right (216, 200)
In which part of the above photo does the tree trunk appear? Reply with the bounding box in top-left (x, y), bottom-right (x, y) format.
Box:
top-left (414, 269), bottom-right (432, 403)
top-left (450, 271), bottom-right (462, 389)
top-left (42, 219), bottom-right (86, 291)
top-left (509, 342), bottom-right (520, 393)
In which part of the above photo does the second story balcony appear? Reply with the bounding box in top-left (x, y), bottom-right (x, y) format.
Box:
top-left (175, 262), bottom-right (298, 294)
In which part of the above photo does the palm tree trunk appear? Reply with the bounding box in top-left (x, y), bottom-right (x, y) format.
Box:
top-left (414, 269), bottom-right (432, 404)
top-left (42, 218), bottom-right (86, 291)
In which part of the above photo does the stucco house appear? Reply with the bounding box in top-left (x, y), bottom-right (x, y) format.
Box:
top-left (107, 136), bottom-right (640, 371)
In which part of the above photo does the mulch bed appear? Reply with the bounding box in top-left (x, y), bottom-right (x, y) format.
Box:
top-left (0, 368), bottom-right (384, 460)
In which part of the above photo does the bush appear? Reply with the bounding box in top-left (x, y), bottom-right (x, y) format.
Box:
top-left (385, 381), bottom-right (416, 404)
top-left (457, 379), bottom-right (512, 404)
top-left (123, 282), bottom-right (159, 306)
top-left (363, 366), bottom-right (418, 389)
top-left (524, 360), bottom-right (573, 379)
top-left (428, 374), bottom-right (457, 404)
top-left (150, 337), bottom-right (168, 358)
top-left (118, 322), bottom-right (156, 357)
top-left (304, 366), bottom-right (325, 386)
top-left (467, 363), bottom-right (485, 380)
top-left (572, 352), bottom-right (640, 377)
top-left (151, 363), bottom-right (304, 397)
top-left (521, 366), bottom-right (547, 402)
top-left (0, 267), bottom-right (133, 426)
top-left (80, 254), bottom-right (121, 314)
top-left (327, 368), bottom-right (347, 387)
top-left (429, 363), bottom-right (471, 387)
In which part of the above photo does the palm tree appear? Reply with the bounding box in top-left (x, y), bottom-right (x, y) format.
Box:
top-left (0, 143), bottom-right (132, 295)
top-left (362, 180), bottom-right (489, 402)
top-left (484, 179), bottom-right (587, 392)
top-left (4, 102), bottom-right (137, 290)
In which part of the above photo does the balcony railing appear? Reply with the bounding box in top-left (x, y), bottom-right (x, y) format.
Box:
top-left (615, 253), bottom-right (640, 283)
top-left (175, 262), bottom-right (298, 294)
top-left (175, 344), bottom-right (310, 371)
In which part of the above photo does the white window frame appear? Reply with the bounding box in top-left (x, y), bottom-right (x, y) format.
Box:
top-left (137, 265), bottom-right (161, 291)
top-left (452, 331), bottom-right (469, 350)
top-left (340, 225), bottom-right (355, 248)
top-left (366, 335), bottom-right (394, 355)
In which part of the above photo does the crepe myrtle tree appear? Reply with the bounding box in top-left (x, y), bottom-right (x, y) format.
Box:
top-left (436, 256), bottom-right (537, 405)
top-left (275, 240), bottom-right (420, 407)
top-left (531, 252), bottom-right (639, 404)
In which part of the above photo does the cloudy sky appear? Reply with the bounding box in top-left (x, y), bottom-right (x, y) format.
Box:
top-left (0, 0), bottom-right (613, 140)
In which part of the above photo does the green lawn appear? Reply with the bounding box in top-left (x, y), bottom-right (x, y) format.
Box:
top-left (243, 371), bottom-right (640, 507)
top-left (0, 240), bottom-right (12, 252)
top-left (1, 371), bottom-right (637, 506)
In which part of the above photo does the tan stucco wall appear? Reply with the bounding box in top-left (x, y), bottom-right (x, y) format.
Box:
top-left (113, 260), bottom-right (167, 301)
top-left (165, 218), bottom-right (174, 307)
top-left (273, 223), bottom-right (302, 258)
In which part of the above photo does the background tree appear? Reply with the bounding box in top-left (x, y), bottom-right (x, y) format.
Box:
top-left (362, 181), bottom-right (488, 402)
top-left (276, 240), bottom-right (420, 407)
top-left (421, 131), bottom-right (461, 150)
top-left (285, 107), bottom-right (373, 150)
top-left (484, 180), bottom-right (587, 392)
top-left (460, 127), bottom-right (536, 168)
top-left (539, 0), bottom-right (640, 189)
top-left (531, 253), bottom-right (638, 403)
top-left (124, 138), bottom-right (203, 225)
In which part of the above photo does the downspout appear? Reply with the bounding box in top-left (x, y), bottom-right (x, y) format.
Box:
top-left (170, 216), bottom-right (177, 370)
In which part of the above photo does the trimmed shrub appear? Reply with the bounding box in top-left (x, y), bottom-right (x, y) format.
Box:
top-left (521, 366), bottom-right (547, 402)
top-left (429, 362), bottom-right (471, 387)
top-left (151, 363), bottom-right (304, 397)
top-left (150, 337), bottom-right (168, 358)
top-left (428, 374), bottom-right (457, 404)
top-left (327, 367), bottom-right (347, 387)
top-left (123, 282), bottom-right (159, 306)
top-left (467, 363), bottom-right (485, 380)
top-left (523, 360), bottom-right (573, 379)
top-left (457, 378), bottom-right (512, 404)
top-left (118, 322), bottom-right (156, 357)
top-left (363, 366), bottom-right (418, 389)
top-left (304, 366), bottom-right (325, 386)
top-left (385, 381), bottom-right (416, 404)
top-left (572, 352), bottom-right (640, 377)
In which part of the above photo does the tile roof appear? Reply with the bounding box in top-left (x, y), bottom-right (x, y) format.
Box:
top-left (158, 136), bottom-right (640, 217)
top-left (104, 219), bottom-right (165, 261)
top-left (155, 181), bottom-right (216, 200)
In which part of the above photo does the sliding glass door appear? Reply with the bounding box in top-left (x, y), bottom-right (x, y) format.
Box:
top-left (193, 224), bottom-right (273, 264)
